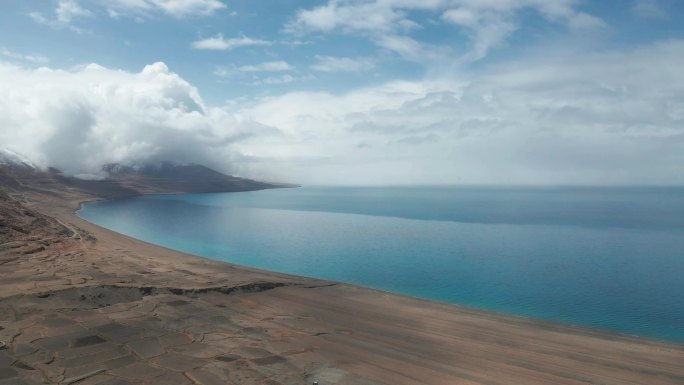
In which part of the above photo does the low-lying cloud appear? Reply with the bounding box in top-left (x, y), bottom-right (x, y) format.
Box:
top-left (0, 61), bottom-right (273, 178)
top-left (234, 40), bottom-right (684, 185)
top-left (2, 39), bottom-right (684, 186)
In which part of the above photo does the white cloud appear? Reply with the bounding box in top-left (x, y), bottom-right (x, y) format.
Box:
top-left (213, 61), bottom-right (295, 78)
top-left (28, 12), bottom-right (50, 25)
top-left (212, 67), bottom-right (233, 78)
top-left (214, 61), bottom-right (294, 77)
top-left (213, 62), bottom-right (308, 86)
top-left (439, 2), bottom-right (606, 61)
top-left (280, 39), bottom-right (314, 47)
top-left (191, 34), bottom-right (271, 51)
top-left (29, 0), bottom-right (92, 33)
top-left (243, 74), bottom-right (316, 86)
top-left (375, 34), bottom-right (445, 62)
top-left (632, 0), bottom-right (669, 19)
top-left (0, 61), bottom-right (275, 177)
top-left (236, 61), bottom-right (295, 72)
top-left (230, 40), bottom-right (684, 185)
top-left (288, 0), bottom-right (605, 62)
top-left (255, 74), bottom-right (298, 85)
top-left (1, 48), bottom-right (49, 64)
top-left (286, 0), bottom-right (434, 35)
top-left (104, 0), bottom-right (226, 17)
top-left (56, 0), bottom-right (92, 23)
top-left (286, 0), bottom-right (437, 60)
top-left (3, 41), bottom-right (683, 186)
top-left (311, 55), bottom-right (375, 73)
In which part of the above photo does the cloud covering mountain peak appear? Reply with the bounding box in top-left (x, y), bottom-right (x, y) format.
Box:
top-left (2, 38), bottom-right (684, 186)
top-left (0, 61), bottom-right (259, 178)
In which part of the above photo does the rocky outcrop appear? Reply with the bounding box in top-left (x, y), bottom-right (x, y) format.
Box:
top-left (0, 192), bottom-right (72, 244)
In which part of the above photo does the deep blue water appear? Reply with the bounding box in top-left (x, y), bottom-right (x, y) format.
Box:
top-left (77, 186), bottom-right (684, 343)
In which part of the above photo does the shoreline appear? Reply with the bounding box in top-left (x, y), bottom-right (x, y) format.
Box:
top-left (1, 188), bottom-right (684, 384)
top-left (76, 191), bottom-right (684, 346)
top-left (74, 199), bottom-right (659, 343)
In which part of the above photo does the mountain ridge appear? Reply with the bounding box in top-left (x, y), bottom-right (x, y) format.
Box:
top-left (0, 160), bottom-right (296, 200)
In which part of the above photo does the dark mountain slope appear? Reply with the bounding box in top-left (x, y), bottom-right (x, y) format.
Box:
top-left (0, 162), bottom-right (295, 199)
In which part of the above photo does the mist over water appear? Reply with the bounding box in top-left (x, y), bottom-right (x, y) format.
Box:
top-left (78, 186), bottom-right (684, 342)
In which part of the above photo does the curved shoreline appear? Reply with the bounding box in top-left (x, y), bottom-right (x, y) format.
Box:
top-left (2, 188), bottom-right (684, 384)
top-left (77, 192), bottom-right (684, 345)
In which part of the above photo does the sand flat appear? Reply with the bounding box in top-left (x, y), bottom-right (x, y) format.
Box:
top-left (1, 188), bottom-right (683, 385)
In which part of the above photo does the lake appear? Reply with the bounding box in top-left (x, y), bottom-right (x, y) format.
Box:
top-left (77, 186), bottom-right (684, 342)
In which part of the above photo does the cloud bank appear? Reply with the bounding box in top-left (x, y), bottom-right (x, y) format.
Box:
top-left (234, 40), bottom-right (684, 185)
top-left (0, 61), bottom-right (271, 178)
top-left (2, 39), bottom-right (684, 185)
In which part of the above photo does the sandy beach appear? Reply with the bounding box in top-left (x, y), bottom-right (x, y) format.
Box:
top-left (1, 177), bottom-right (684, 385)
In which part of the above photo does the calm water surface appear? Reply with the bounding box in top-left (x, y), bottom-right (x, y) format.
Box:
top-left (78, 186), bottom-right (684, 342)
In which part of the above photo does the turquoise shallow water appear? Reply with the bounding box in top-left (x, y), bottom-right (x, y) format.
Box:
top-left (78, 186), bottom-right (684, 343)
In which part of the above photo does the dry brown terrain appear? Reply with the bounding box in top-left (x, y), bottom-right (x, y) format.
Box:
top-left (1, 165), bottom-right (683, 385)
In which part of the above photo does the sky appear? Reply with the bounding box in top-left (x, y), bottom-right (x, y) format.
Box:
top-left (1, 0), bottom-right (683, 185)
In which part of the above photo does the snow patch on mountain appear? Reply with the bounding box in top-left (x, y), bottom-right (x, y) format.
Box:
top-left (0, 148), bottom-right (38, 169)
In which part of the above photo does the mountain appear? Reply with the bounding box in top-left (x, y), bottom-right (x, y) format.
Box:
top-left (0, 159), bottom-right (295, 199)
top-left (0, 149), bottom-right (37, 170)
top-left (98, 162), bottom-right (294, 196)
